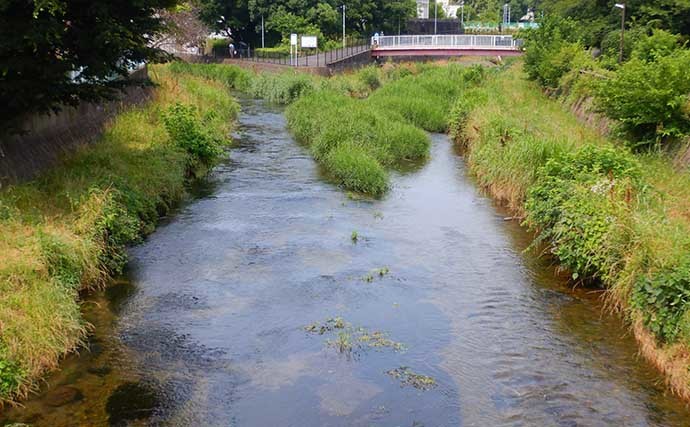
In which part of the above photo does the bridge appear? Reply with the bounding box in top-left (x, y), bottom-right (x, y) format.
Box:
top-left (371, 35), bottom-right (523, 58)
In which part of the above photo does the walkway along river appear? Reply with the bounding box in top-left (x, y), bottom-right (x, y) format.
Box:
top-left (3, 97), bottom-right (690, 426)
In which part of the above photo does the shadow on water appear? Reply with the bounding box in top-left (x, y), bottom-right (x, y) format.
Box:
top-left (3, 98), bottom-right (690, 426)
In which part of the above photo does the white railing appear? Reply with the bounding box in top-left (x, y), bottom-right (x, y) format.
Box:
top-left (371, 35), bottom-right (523, 50)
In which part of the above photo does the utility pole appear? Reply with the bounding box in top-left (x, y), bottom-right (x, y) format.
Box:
top-left (342, 4), bottom-right (346, 47)
top-left (615, 3), bottom-right (626, 63)
top-left (261, 14), bottom-right (265, 49)
top-left (434, 0), bottom-right (438, 34)
top-left (460, 1), bottom-right (464, 28)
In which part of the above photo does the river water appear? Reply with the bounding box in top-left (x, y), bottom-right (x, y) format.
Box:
top-left (3, 97), bottom-right (690, 426)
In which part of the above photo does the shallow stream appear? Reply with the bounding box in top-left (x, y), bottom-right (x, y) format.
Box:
top-left (3, 97), bottom-right (690, 426)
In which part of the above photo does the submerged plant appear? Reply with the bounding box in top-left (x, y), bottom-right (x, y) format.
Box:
top-left (351, 231), bottom-right (359, 243)
top-left (386, 367), bottom-right (437, 390)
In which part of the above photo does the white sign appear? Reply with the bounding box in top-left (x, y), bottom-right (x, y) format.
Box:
top-left (301, 35), bottom-right (318, 48)
top-left (290, 33), bottom-right (298, 46)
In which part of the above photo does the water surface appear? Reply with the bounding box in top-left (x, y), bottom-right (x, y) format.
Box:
top-left (3, 97), bottom-right (690, 426)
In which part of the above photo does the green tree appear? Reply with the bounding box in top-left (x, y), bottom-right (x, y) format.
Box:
top-left (1, 0), bottom-right (178, 134)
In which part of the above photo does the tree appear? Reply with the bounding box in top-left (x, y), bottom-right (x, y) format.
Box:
top-left (155, 2), bottom-right (210, 52)
top-left (197, 0), bottom-right (250, 40)
top-left (1, 0), bottom-right (179, 134)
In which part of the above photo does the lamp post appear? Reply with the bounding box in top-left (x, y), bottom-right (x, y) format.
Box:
top-left (615, 3), bottom-right (626, 63)
top-left (341, 4), bottom-right (346, 47)
top-left (261, 14), bottom-right (265, 48)
top-left (460, 1), bottom-right (464, 28)
top-left (434, 0), bottom-right (438, 35)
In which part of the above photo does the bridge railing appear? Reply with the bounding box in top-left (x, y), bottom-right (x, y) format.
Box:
top-left (371, 35), bottom-right (523, 50)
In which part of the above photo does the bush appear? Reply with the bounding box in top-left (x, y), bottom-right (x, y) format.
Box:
top-left (162, 103), bottom-right (224, 166)
top-left (0, 356), bottom-right (23, 399)
top-left (595, 50), bottom-right (690, 144)
top-left (522, 16), bottom-right (581, 88)
top-left (632, 257), bottom-right (690, 342)
top-left (525, 144), bottom-right (642, 281)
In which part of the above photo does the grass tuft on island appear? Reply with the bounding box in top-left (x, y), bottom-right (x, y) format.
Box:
top-left (0, 65), bottom-right (238, 403)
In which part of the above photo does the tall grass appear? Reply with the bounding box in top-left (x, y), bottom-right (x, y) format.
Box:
top-left (0, 64), bottom-right (237, 403)
top-left (285, 64), bottom-right (485, 195)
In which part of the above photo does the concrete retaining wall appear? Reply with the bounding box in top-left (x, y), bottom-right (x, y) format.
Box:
top-left (0, 68), bottom-right (153, 187)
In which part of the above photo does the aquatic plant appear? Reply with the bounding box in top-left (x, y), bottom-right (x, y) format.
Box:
top-left (386, 367), bottom-right (437, 390)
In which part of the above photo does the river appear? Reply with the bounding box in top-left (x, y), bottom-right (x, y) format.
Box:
top-left (2, 97), bottom-right (690, 426)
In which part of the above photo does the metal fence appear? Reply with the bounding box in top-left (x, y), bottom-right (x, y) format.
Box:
top-left (372, 34), bottom-right (523, 50)
top-left (211, 39), bottom-right (370, 67)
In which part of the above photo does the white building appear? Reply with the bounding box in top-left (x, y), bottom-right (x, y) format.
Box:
top-left (417, 0), bottom-right (461, 19)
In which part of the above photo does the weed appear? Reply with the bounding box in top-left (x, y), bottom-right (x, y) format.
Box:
top-left (386, 367), bottom-right (437, 390)
top-left (350, 231), bottom-right (359, 243)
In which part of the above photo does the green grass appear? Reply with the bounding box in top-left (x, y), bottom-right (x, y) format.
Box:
top-left (0, 64), bottom-right (238, 403)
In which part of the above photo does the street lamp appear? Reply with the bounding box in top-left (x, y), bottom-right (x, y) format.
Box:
top-left (434, 0), bottom-right (438, 35)
top-left (261, 14), bottom-right (265, 48)
top-left (341, 4), bottom-right (346, 47)
top-left (615, 3), bottom-right (626, 63)
top-left (460, 1), bottom-right (464, 28)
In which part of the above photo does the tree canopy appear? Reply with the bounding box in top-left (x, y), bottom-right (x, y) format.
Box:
top-left (197, 0), bottom-right (417, 45)
top-left (1, 0), bottom-right (179, 133)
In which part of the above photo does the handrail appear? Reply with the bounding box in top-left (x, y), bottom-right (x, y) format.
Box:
top-left (371, 34), bottom-right (523, 50)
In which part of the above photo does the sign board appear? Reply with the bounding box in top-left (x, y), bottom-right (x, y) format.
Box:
top-left (290, 33), bottom-right (298, 46)
top-left (301, 36), bottom-right (318, 48)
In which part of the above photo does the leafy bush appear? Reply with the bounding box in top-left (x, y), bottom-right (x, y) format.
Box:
top-left (358, 66), bottom-right (381, 90)
top-left (0, 357), bottom-right (23, 399)
top-left (595, 50), bottom-right (690, 144)
top-left (632, 29), bottom-right (682, 63)
top-left (162, 103), bottom-right (224, 166)
top-left (632, 257), bottom-right (690, 342)
top-left (522, 16), bottom-right (581, 88)
top-left (525, 145), bottom-right (642, 281)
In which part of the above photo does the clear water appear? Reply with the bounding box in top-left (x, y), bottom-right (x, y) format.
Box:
top-left (3, 97), bottom-right (690, 427)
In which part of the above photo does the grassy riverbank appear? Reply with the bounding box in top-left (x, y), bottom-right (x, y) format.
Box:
top-left (455, 63), bottom-right (690, 399)
top-left (0, 66), bottom-right (237, 403)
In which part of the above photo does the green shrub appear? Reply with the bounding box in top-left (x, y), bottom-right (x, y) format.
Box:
top-left (525, 144), bottom-right (642, 281)
top-left (632, 29), bottom-right (682, 63)
top-left (632, 257), bottom-right (690, 342)
top-left (358, 66), bottom-right (381, 90)
top-left (38, 231), bottom-right (87, 290)
top-left (162, 103), bottom-right (224, 166)
top-left (0, 356), bottom-right (23, 399)
top-left (595, 50), bottom-right (690, 145)
top-left (522, 16), bottom-right (581, 88)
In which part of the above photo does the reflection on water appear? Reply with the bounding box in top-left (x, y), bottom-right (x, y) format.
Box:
top-left (3, 98), bottom-right (690, 426)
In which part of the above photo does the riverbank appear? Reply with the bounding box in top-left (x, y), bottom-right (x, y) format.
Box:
top-left (455, 62), bottom-right (690, 400)
top-left (0, 66), bottom-right (238, 404)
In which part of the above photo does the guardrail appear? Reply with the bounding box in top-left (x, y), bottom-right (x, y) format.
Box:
top-left (214, 39), bottom-right (370, 68)
top-left (371, 35), bottom-right (523, 50)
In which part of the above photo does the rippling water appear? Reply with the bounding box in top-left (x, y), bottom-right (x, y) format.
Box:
top-left (3, 97), bottom-right (690, 426)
